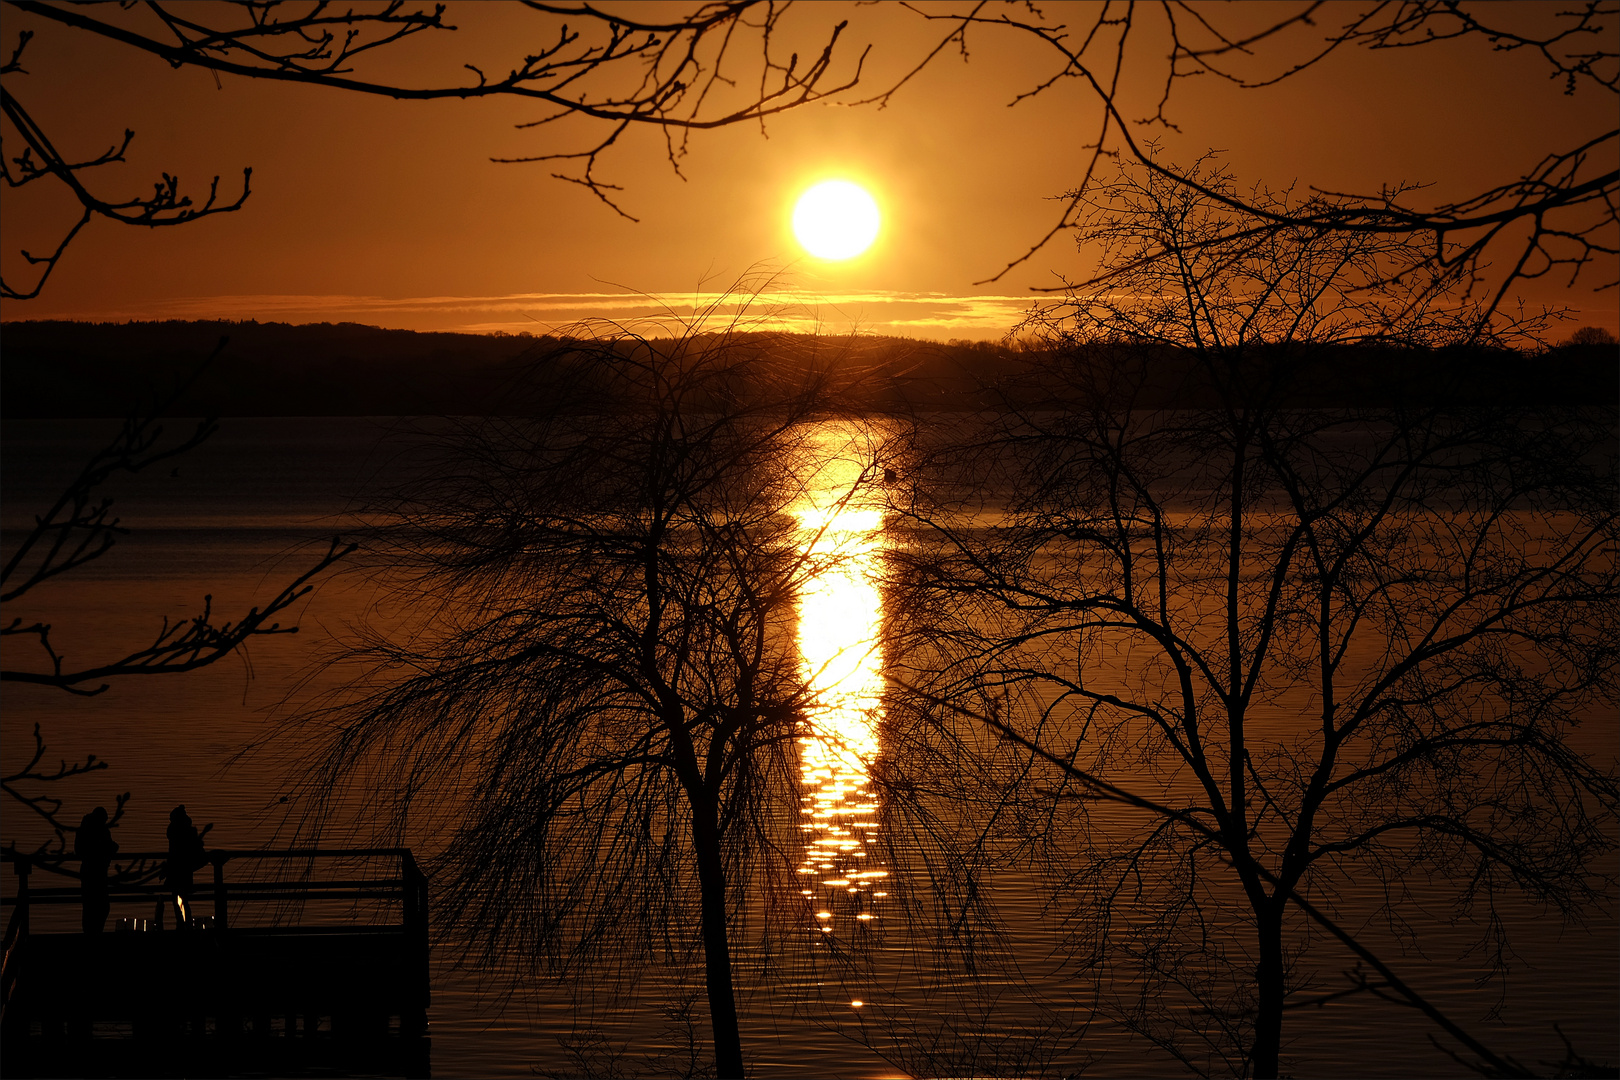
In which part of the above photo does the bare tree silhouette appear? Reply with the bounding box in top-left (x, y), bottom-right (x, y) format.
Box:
top-left (887, 159), bottom-right (1619, 1078)
top-left (286, 296), bottom-right (896, 1078)
top-left (0, 1), bottom-right (866, 299)
top-left (887, 1), bottom-right (1617, 316)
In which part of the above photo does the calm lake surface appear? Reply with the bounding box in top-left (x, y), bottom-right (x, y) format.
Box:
top-left (3, 416), bottom-right (1615, 1078)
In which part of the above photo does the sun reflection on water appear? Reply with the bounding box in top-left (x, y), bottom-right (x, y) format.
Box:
top-left (793, 425), bottom-right (890, 942)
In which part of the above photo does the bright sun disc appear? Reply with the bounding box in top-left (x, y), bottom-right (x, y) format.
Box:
top-left (793, 180), bottom-right (881, 260)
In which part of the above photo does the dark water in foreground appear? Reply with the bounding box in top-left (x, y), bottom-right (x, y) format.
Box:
top-left (2, 417), bottom-right (1615, 1078)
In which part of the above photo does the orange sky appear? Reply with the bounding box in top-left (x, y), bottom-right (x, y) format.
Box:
top-left (2, 1), bottom-right (1615, 339)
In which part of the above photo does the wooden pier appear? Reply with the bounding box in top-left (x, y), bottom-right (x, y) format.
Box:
top-left (1, 848), bottom-right (431, 1078)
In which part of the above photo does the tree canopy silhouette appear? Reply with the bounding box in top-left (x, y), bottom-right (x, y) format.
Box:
top-left (889, 157), bottom-right (1620, 1078)
top-left (288, 301), bottom-right (897, 1078)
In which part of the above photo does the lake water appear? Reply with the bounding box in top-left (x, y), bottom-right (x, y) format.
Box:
top-left (3, 416), bottom-right (1615, 1077)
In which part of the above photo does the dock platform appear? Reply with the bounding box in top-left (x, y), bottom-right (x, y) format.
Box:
top-left (2, 848), bottom-right (431, 1078)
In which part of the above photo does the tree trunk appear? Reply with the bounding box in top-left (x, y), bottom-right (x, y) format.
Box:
top-left (1251, 902), bottom-right (1285, 1079)
top-left (692, 805), bottom-right (745, 1078)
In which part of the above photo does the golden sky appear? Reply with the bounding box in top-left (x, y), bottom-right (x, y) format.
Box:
top-left (2, 1), bottom-right (1615, 338)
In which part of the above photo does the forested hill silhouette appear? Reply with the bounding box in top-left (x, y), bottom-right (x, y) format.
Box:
top-left (0, 320), bottom-right (947, 417)
top-left (3, 320), bottom-right (543, 418)
top-left (2, 319), bottom-right (1613, 418)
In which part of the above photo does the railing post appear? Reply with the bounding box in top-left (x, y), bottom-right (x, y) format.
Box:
top-left (3, 857), bottom-right (31, 1018)
top-left (211, 853), bottom-right (229, 931)
top-left (399, 850), bottom-right (430, 1037)
top-left (13, 859), bottom-right (28, 940)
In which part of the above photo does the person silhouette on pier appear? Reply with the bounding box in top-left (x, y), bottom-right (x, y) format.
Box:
top-left (164, 805), bottom-right (208, 928)
top-left (74, 806), bottom-right (118, 934)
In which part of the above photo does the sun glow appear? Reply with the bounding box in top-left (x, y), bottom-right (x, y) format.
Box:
top-left (792, 180), bottom-right (881, 260)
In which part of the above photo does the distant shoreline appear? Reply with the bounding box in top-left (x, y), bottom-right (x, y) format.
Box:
top-left (3, 319), bottom-right (1614, 418)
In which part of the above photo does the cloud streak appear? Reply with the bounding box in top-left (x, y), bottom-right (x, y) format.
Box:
top-left (10, 289), bottom-right (1046, 340)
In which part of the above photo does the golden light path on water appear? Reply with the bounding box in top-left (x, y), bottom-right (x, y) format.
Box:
top-left (792, 426), bottom-right (890, 957)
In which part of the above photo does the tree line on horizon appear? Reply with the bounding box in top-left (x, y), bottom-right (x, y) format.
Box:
top-left (3, 315), bottom-right (1615, 421)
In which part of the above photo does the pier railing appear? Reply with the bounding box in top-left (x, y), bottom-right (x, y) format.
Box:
top-left (1, 847), bottom-right (430, 1078)
top-left (3, 847), bottom-right (428, 934)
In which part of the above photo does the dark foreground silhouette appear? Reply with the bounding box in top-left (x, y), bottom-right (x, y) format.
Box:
top-left (1, 847), bottom-right (430, 1079)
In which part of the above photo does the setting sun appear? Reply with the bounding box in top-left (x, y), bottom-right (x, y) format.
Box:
top-left (792, 180), bottom-right (881, 260)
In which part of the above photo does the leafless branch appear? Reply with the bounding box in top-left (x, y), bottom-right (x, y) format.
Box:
top-left (1, 0), bottom-right (869, 294)
top-left (1, 722), bottom-right (130, 858)
top-left (880, 1), bottom-right (1616, 314)
top-left (2, 536), bottom-right (354, 695)
top-left (0, 337), bottom-right (356, 692)
top-left (0, 81), bottom-right (250, 299)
